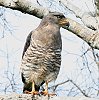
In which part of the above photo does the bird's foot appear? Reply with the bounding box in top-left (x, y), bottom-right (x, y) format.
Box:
top-left (40, 91), bottom-right (57, 96)
top-left (24, 90), bottom-right (40, 95)
top-left (40, 91), bottom-right (48, 96)
top-left (48, 93), bottom-right (57, 96)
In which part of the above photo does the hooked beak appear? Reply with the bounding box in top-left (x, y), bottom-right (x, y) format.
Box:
top-left (58, 18), bottom-right (69, 27)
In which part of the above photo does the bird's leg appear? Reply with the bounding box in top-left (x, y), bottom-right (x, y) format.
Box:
top-left (41, 81), bottom-right (57, 96)
top-left (30, 81), bottom-right (40, 95)
top-left (45, 81), bottom-right (48, 94)
top-left (32, 80), bottom-right (35, 92)
top-left (41, 81), bottom-right (48, 95)
top-left (25, 81), bottom-right (39, 95)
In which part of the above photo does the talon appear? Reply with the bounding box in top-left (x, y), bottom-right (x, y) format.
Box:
top-left (24, 90), bottom-right (30, 94)
top-left (24, 90), bottom-right (40, 95)
top-left (49, 93), bottom-right (57, 96)
top-left (40, 91), bottom-right (48, 96)
top-left (29, 91), bottom-right (40, 95)
top-left (40, 81), bottom-right (57, 96)
top-left (40, 91), bottom-right (57, 96)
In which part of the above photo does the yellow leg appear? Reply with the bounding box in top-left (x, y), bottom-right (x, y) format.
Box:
top-left (32, 81), bottom-right (35, 92)
top-left (30, 81), bottom-right (39, 95)
top-left (24, 81), bottom-right (39, 95)
top-left (44, 81), bottom-right (48, 95)
top-left (41, 81), bottom-right (48, 95)
top-left (41, 81), bottom-right (57, 96)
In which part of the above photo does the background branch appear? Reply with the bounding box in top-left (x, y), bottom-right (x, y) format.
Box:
top-left (0, 0), bottom-right (99, 50)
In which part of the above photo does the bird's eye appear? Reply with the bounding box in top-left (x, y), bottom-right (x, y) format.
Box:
top-left (57, 15), bottom-right (61, 18)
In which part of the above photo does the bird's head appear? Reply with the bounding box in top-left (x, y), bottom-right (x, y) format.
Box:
top-left (42, 12), bottom-right (69, 28)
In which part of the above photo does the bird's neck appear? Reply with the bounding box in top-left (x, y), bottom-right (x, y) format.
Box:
top-left (31, 22), bottom-right (61, 50)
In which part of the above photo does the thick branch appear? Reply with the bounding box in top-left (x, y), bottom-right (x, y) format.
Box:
top-left (95, 0), bottom-right (99, 15)
top-left (58, 0), bottom-right (98, 30)
top-left (0, 0), bottom-right (99, 50)
top-left (0, 0), bottom-right (49, 18)
top-left (0, 93), bottom-right (98, 100)
top-left (64, 18), bottom-right (99, 49)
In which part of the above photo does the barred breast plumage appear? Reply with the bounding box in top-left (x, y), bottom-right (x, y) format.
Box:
top-left (20, 12), bottom-right (69, 94)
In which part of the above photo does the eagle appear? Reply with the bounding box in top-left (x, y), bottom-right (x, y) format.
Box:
top-left (21, 12), bottom-right (69, 95)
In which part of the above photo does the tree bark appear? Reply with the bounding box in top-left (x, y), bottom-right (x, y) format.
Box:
top-left (0, 93), bottom-right (98, 100)
top-left (0, 0), bottom-right (99, 50)
top-left (58, 0), bottom-right (98, 30)
top-left (64, 18), bottom-right (99, 49)
top-left (0, 0), bottom-right (49, 18)
top-left (95, 0), bottom-right (99, 15)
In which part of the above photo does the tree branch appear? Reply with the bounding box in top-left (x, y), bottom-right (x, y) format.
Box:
top-left (64, 18), bottom-right (99, 49)
top-left (0, 0), bottom-right (49, 18)
top-left (69, 80), bottom-right (88, 97)
top-left (0, 0), bottom-right (99, 50)
top-left (49, 80), bottom-right (70, 91)
top-left (95, 0), bottom-right (99, 15)
top-left (58, 0), bottom-right (98, 30)
top-left (0, 93), bottom-right (98, 100)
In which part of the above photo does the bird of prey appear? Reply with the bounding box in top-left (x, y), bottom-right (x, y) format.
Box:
top-left (20, 12), bottom-right (69, 95)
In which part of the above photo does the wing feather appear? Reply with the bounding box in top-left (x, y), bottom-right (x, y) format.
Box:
top-left (22, 32), bottom-right (32, 58)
